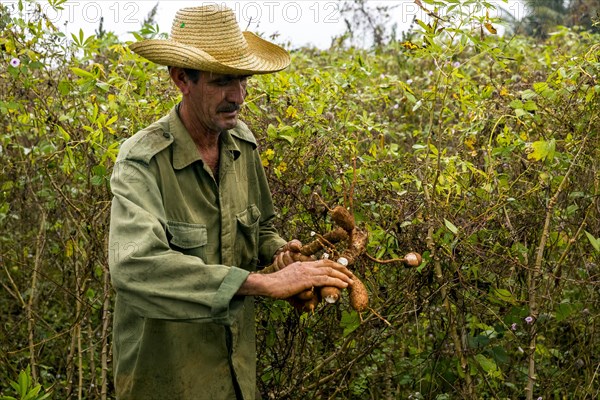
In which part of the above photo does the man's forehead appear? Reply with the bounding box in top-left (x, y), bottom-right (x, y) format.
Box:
top-left (205, 72), bottom-right (251, 80)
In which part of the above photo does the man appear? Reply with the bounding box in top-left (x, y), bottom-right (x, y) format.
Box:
top-left (108, 5), bottom-right (353, 400)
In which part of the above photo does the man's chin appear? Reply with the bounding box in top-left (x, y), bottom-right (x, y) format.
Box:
top-left (219, 116), bottom-right (239, 131)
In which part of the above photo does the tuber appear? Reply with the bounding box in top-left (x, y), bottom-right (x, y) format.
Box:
top-left (331, 206), bottom-right (355, 233)
top-left (403, 252), bottom-right (422, 267)
top-left (299, 227), bottom-right (348, 257)
top-left (320, 286), bottom-right (340, 304)
top-left (288, 291), bottom-right (319, 313)
top-left (348, 275), bottom-right (369, 312)
top-left (259, 228), bottom-right (349, 274)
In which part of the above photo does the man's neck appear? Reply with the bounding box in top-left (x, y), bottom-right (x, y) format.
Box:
top-left (177, 101), bottom-right (221, 178)
top-left (177, 101), bottom-right (220, 150)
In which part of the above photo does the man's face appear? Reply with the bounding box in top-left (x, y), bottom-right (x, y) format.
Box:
top-left (188, 72), bottom-right (249, 133)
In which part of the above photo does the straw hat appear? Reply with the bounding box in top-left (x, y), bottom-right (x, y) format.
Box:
top-left (129, 5), bottom-right (290, 75)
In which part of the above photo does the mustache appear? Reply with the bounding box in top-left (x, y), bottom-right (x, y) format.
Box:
top-left (217, 103), bottom-right (241, 113)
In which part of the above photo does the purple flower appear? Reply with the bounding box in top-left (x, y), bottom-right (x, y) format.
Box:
top-left (511, 323), bottom-right (517, 331)
top-left (525, 316), bottom-right (534, 324)
top-left (452, 61), bottom-right (460, 68)
top-left (9, 58), bottom-right (20, 68)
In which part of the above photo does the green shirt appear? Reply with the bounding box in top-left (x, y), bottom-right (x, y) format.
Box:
top-left (108, 106), bottom-right (286, 400)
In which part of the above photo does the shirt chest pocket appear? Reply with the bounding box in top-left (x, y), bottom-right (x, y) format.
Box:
top-left (166, 221), bottom-right (208, 261)
top-left (235, 205), bottom-right (260, 270)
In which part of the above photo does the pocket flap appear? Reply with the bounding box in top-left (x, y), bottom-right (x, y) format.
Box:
top-left (236, 204), bottom-right (261, 228)
top-left (166, 221), bottom-right (207, 249)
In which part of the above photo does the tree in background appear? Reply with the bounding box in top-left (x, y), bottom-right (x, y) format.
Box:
top-left (515, 0), bottom-right (599, 38)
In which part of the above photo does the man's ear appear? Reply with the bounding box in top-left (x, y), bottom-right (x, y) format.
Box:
top-left (169, 67), bottom-right (190, 95)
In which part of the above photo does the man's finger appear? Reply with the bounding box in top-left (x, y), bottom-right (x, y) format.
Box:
top-left (287, 239), bottom-right (303, 253)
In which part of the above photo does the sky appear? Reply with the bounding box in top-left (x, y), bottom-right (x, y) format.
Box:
top-left (6, 0), bottom-right (529, 49)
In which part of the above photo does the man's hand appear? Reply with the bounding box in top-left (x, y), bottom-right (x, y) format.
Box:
top-left (271, 239), bottom-right (312, 271)
top-left (238, 259), bottom-right (354, 299)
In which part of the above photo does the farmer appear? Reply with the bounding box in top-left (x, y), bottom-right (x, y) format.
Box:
top-left (108, 5), bottom-right (354, 400)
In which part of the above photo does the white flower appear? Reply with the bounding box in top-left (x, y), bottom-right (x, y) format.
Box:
top-left (10, 58), bottom-right (20, 68)
top-left (406, 78), bottom-right (413, 84)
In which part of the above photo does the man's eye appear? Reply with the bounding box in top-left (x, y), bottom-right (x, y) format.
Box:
top-left (212, 77), bottom-right (248, 86)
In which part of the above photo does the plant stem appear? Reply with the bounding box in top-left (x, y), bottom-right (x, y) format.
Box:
top-left (100, 261), bottom-right (112, 400)
top-left (27, 211), bottom-right (46, 381)
top-left (526, 134), bottom-right (588, 399)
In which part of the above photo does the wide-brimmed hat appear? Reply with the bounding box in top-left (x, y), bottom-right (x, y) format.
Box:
top-left (129, 5), bottom-right (290, 75)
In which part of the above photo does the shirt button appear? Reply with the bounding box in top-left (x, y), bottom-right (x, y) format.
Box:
top-left (163, 132), bottom-right (171, 139)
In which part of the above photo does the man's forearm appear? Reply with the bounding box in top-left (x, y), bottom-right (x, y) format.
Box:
top-left (237, 272), bottom-right (271, 297)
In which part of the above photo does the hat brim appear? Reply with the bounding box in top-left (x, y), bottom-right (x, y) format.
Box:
top-left (129, 32), bottom-right (290, 75)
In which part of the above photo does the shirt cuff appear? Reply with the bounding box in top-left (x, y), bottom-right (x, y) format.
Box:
top-left (211, 267), bottom-right (251, 325)
top-left (259, 238), bottom-right (287, 266)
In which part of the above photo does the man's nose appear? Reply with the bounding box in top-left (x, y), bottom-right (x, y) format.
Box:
top-left (226, 80), bottom-right (246, 104)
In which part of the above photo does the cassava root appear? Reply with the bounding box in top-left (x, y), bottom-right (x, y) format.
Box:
top-left (348, 276), bottom-right (369, 312)
top-left (259, 228), bottom-right (348, 275)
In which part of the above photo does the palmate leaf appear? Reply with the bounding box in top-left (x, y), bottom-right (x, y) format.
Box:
top-left (527, 139), bottom-right (556, 161)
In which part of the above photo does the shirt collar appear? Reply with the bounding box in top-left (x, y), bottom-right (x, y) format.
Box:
top-left (169, 105), bottom-right (241, 170)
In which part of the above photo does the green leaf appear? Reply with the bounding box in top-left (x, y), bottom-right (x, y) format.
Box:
top-left (522, 100), bottom-right (538, 111)
top-left (521, 89), bottom-right (537, 100)
top-left (18, 368), bottom-right (29, 396)
top-left (585, 231), bottom-right (600, 252)
top-left (96, 81), bottom-right (110, 91)
top-left (509, 99), bottom-right (523, 109)
top-left (475, 354), bottom-right (499, 375)
top-left (515, 108), bottom-right (527, 118)
top-left (491, 288), bottom-right (517, 305)
top-left (70, 67), bottom-right (94, 79)
top-left (22, 384), bottom-right (41, 400)
top-left (412, 99), bottom-right (423, 111)
top-left (245, 102), bottom-right (260, 115)
top-left (527, 139), bottom-right (555, 161)
top-left (340, 310), bottom-right (360, 337)
top-left (533, 82), bottom-right (554, 98)
top-left (555, 301), bottom-right (582, 323)
top-left (444, 218), bottom-right (459, 234)
top-left (415, 19), bottom-right (430, 32)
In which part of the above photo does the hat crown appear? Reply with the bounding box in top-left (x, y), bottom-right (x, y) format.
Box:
top-left (170, 5), bottom-right (248, 63)
top-left (128, 4), bottom-right (290, 75)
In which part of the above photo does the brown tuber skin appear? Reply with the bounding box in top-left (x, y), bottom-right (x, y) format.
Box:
top-left (331, 206), bottom-right (356, 233)
top-left (317, 228), bottom-right (369, 309)
top-left (262, 205), bottom-right (374, 313)
top-left (348, 275), bottom-right (369, 312)
top-left (320, 286), bottom-right (340, 304)
top-left (259, 228), bottom-right (349, 275)
top-left (300, 227), bottom-right (348, 256)
top-left (403, 252), bottom-right (422, 267)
